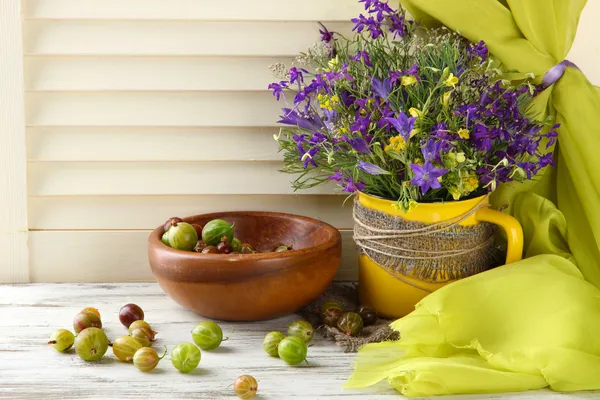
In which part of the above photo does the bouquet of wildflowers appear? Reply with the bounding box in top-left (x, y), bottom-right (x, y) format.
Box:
top-left (269, 0), bottom-right (559, 211)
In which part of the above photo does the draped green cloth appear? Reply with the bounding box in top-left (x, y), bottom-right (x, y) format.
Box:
top-left (345, 0), bottom-right (600, 396)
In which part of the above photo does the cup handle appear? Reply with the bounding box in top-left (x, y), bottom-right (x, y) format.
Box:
top-left (475, 207), bottom-right (524, 265)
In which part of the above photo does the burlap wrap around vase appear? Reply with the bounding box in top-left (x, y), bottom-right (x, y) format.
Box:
top-left (354, 191), bottom-right (524, 319)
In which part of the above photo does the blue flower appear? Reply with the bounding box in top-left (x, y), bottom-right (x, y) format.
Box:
top-left (268, 81), bottom-right (288, 101)
top-left (343, 135), bottom-right (371, 153)
top-left (383, 111), bottom-right (416, 141)
top-left (410, 161), bottom-right (448, 195)
top-left (309, 132), bottom-right (327, 145)
top-left (289, 67), bottom-right (309, 85)
top-left (343, 177), bottom-right (366, 193)
top-left (349, 51), bottom-right (373, 67)
top-left (371, 77), bottom-right (393, 99)
top-left (468, 40), bottom-right (489, 62)
top-left (358, 161), bottom-right (390, 175)
top-left (278, 108), bottom-right (323, 131)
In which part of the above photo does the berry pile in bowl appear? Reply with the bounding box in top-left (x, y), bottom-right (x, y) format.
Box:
top-left (161, 217), bottom-right (293, 255)
top-left (148, 211), bottom-right (342, 322)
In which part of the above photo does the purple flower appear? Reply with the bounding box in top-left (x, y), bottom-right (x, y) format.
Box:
top-left (343, 177), bottom-right (366, 193)
top-left (473, 123), bottom-right (493, 152)
top-left (456, 104), bottom-right (479, 128)
top-left (421, 139), bottom-right (441, 163)
top-left (278, 108), bottom-right (323, 131)
top-left (390, 71), bottom-right (402, 85)
top-left (350, 116), bottom-right (371, 135)
top-left (268, 81), bottom-right (288, 101)
top-left (372, 77), bottom-right (392, 99)
top-left (388, 13), bottom-right (406, 38)
top-left (402, 63), bottom-right (420, 82)
top-left (292, 134), bottom-right (306, 144)
top-left (318, 22), bottom-right (335, 43)
top-left (309, 132), bottom-right (327, 145)
top-left (349, 51), bottom-right (373, 67)
top-left (410, 161), bottom-right (448, 195)
top-left (343, 135), bottom-right (371, 153)
top-left (351, 14), bottom-right (384, 39)
top-left (546, 124), bottom-right (560, 148)
top-left (302, 147), bottom-right (319, 168)
top-left (383, 111), bottom-right (416, 141)
top-left (289, 67), bottom-right (309, 85)
top-left (468, 40), bottom-right (489, 62)
top-left (358, 161), bottom-right (390, 175)
top-left (329, 170), bottom-right (344, 182)
top-left (538, 152), bottom-right (554, 168)
top-left (432, 122), bottom-right (450, 139)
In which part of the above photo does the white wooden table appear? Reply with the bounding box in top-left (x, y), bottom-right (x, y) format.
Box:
top-left (0, 283), bottom-right (597, 400)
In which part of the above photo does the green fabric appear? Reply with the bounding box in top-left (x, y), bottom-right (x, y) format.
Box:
top-left (345, 0), bottom-right (600, 396)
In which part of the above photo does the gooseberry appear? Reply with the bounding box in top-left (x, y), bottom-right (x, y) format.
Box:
top-left (287, 320), bottom-right (313, 343)
top-left (322, 307), bottom-right (344, 327)
top-left (202, 219), bottom-right (234, 246)
top-left (263, 331), bottom-right (285, 357)
top-left (119, 303), bottom-right (144, 328)
top-left (277, 336), bottom-right (307, 366)
top-left (129, 320), bottom-right (157, 340)
top-left (48, 329), bottom-right (75, 352)
top-left (233, 375), bottom-right (258, 399)
top-left (240, 243), bottom-right (257, 254)
top-left (161, 232), bottom-right (170, 246)
top-left (112, 336), bottom-right (143, 362)
top-left (133, 346), bottom-right (167, 372)
top-left (358, 306), bottom-right (378, 326)
top-left (73, 311), bottom-right (102, 334)
top-left (163, 217), bottom-right (183, 231)
top-left (171, 342), bottom-right (201, 373)
top-left (231, 238), bottom-right (242, 253)
top-left (168, 222), bottom-right (198, 251)
top-left (320, 301), bottom-right (343, 315)
top-left (275, 245), bottom-right (289, 252)
top-left (131, 328), bottom-right (154, 347)
top-left (80, 307), bottom-right (101, 319)
top-left (191, 224), bottom-right (204, 237)
top-left (194, 240), bottom-right (207, 253)
top-left (75, 327), bottom-right (109, 361)
top-left (337, 312), bottom-right (364, 337)
top-left (191, 321), bottom-right (232, 351)
top-left (201, 246), bottom-right (219, 254)
top-left (217, 237), bottom-right (233, 254)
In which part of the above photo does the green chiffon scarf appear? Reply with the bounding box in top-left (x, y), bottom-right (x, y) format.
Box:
top-left (345, 0), bottom-right (600, 396)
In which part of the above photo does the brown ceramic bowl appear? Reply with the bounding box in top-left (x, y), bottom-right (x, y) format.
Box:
top-left (148, 211), bottom-right (342, 321)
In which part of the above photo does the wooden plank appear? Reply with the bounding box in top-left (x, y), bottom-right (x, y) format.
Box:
top-left (24, 56), bottom-right (294, 91)
top-left (27, 161), bottom-right (339, 196)
top-left (1, 283), bottom-right (596, 399)
top-left (25, 92), bottom-right (284, 127)
top-left (0, 0), bottom-right (29, 283)
top-left (22, 0), bottom-right (364, 21)
top-left (28, 230), bottom-right (358, 283)
top-left (27, 127), bottom-right (282, 162)
top-left (28, 195), bottom-right (353, 230)
top-left (24, 21), bottom-right (352, 56)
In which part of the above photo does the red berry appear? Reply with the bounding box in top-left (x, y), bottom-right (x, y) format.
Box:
top-left (217, 241), bottom-right (232, 254)
top-left (163, 217), bottom-right (183, 231)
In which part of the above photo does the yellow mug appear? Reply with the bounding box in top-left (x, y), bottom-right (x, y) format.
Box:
top-left (357, 191), bottom-right (524, 319)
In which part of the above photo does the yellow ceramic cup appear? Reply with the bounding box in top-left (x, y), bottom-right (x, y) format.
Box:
top-left (357, 191), bottom-right (524, 319)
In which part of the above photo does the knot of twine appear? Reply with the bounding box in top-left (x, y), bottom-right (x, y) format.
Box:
top-left (352, 195), bottom-right (501, 291)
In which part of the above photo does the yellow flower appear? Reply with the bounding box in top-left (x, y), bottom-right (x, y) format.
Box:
top-left (409, 107), bottom-right (423, 118)
top-left (413, 158), bottom-right (423, 165)
top-left (401, 75), bottom-right (418, 86)
top-left (444, 73), bottom-right (459, 87)
top-left (457, 129), bottom-right (470, 139)
top-left (326, 56), bottom-right (340, 72)
top-left (456, 152), bottom-right (466, 163)
top-left (317, 94), bottom-right (339, 111)
top-left (409, 128), bottom-right (420, 138)
top-left (441, 91), bottom-right (451, 107)
top-left (385, 135), bottom-right (406, 152)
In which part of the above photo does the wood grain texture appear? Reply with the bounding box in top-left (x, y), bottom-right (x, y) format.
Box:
top-left (27, 161), bottom-right (339, 196)
top-left (24, 21), bottom-right (352, 56)
top-left (27, 195), bottom-right (353, 230)
top-left (28, 230), bottom-right (358, 283)
top-left (24, 56), bottom-right (294, 91)
top-left (1, 283), bottom-right (598, 399)
top-left (22, 0), bottom-right (364, 21)
top-left (26, 92), bottom-right (282, 127)
top-left (26, 127), bottom-right (282, 162)
top-left (0, 0), bottom-right (29, 282)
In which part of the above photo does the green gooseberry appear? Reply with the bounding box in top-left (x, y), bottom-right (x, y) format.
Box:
top-left (287, 320), bottom-right (314, 343)
top-left (171, 342), bottom-right (201, 373)
top-left (231, 238), bottom-right (243, 253)
top-left (48, 329), bottom-right (75, 352)
top-left (277, 336), bottom-right (308, 366)
top-left (74, 327), bottom-right (109, 362)
top-left (167, 222), bottom-right (198, 251)
top-left (263, 331), bottom-right (286, 357)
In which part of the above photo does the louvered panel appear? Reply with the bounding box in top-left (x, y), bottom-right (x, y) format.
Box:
top-left (24, 56), bottom-right (293, 91)
top-left (23, 0), bottom-right (364, 21)
top-left (24, 21), bottom-right (352, 56)
top-left (27, 127), bottom-right (281, 162)
top-left (28, 195), bottom-right (353, 230)
top-left (28, 161), bottom-right (337, 196)
top-left (26, 92), bottom-right (284, 127)
top-left (29, 230), bottom-right (358, 283)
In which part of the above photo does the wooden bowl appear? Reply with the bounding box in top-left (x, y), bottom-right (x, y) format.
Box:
top-left (148, 211), bottom-right (342, 321)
